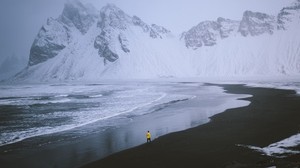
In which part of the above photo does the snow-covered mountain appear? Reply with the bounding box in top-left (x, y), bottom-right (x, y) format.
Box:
top-left (180, 10), bottom-right (278, 49)
top-left (183, 0), bottom-right (300, 77)
top-left (12, 0), bottom-right (300, 82)
top-left (28, 0), bottom-right (98, 66)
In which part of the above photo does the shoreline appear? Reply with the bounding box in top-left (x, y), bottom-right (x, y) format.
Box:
top-left (82, 84), bottom-right (300, 168)
top-left (1, 83), bottom-right (248, 168)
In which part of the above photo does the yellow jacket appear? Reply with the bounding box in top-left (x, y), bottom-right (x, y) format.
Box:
top-left (146, 132), bottom-right (151, 139)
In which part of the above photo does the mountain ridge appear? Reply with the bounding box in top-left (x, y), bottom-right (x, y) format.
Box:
top-left (10, 0), bottom-right (300, 82)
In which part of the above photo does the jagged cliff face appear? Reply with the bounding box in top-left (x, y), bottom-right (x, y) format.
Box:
top-left (29, 0), bottom-right (97, 66)
top-left (239, 11), bottom-right (276, 36)
top-left (94, 4), bottom-right (170, 64)
top-left (60, 1), bottom-right (97, 34)
top-left (277, 0), bottom-right (300, 30)
top-left (28, 18), bottom-right (71, 66)
top-left (217, 17), bottom-right (240, 38)
top-left (181, 5), bottom-right (299, 49)
top-left (181, 11), bottom-right (277, 49)
top-left (181, 18), bottom-right (239, 49)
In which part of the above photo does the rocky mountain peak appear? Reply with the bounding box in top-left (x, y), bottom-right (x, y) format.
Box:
top-left (29, 0), bottom-right (98, 66)
top-left (239, 10), bottom-right (276, 36)
top-left (60, 0), bottom-right (97, 34)
top-left (182, 20), bottom-right (220, 49)
top-left (99, 3), bottom-right (131, 30)
top-left (29, 17), bottom-right (70, 66)
top-left (94, 3), bottom-right (171, 64)
top-left (182, 18), bottom-right (239, 49)
top-left (100, 3), bottom-right (123, 14)
top-left (277, 0), bottom-right (300, 30)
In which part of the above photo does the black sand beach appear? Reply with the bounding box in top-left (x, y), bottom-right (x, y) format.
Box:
top-left (82, 84), bottom-right (300, 168)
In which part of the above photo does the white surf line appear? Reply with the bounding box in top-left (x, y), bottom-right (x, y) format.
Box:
top-left (237, 133), bottom-right (300, 158)
top-left (0, 92), bottom-right (168, 147)
top-left (245, 82), bottom-right (300, 94)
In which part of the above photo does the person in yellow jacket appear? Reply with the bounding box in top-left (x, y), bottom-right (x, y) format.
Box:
top-left (146, 131), bottom-right (151, 143)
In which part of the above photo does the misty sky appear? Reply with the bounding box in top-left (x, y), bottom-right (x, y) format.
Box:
top-left (0, 0), bottom-right (295, 65)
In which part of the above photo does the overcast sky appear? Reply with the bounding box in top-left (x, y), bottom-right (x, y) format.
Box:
top-left (0, 0), bottom-right (295, 65)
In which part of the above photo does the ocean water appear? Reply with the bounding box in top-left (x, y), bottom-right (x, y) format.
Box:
top-left (0, 82), bottom-right (183, 146)
top-left (0, 82), bottom-right (251, 167)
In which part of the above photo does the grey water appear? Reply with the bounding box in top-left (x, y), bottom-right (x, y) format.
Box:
top-left (0, 82), bottom-right (250, 168)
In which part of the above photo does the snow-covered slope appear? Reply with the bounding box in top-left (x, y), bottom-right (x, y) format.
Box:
top-left (188, 0), bottom-right (300, 77)
top-left (12, 0), bottom-right (300, 82)
top-left (190, 30), bottom-right (300, 77)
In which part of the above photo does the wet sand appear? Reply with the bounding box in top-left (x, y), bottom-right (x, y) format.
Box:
top-left (82, 84), bottom-right (300, 168)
